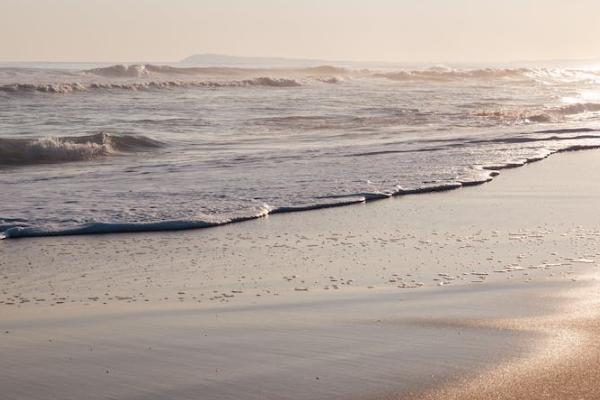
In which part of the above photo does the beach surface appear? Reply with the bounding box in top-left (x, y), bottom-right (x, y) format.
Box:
top-left (2, 150), bottom-right (600, 399)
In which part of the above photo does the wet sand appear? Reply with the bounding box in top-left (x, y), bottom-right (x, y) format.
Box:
top-left (412, 278), bottom-right (600, 400)
top-left (2, 150), bottom-right (600, 399)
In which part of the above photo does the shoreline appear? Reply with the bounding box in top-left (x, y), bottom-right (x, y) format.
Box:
top-left (2, 150), bottom-right (600, 399)
top-left (3, 141), bottom-right (600, 240)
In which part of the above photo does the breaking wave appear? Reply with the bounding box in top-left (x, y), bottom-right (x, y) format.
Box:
top-left (86, 64), bottom-right (152, 78)
top-left (86, 64), bottom-right (571, 83)
top-left (86, 63), bottom-right (541, 82)
top-left (86, 64), bottom-right (350, 78)
top-left (0, 133), bottom-right (162, 166)
top-left (0, 77), bottom-right (302, 94)
top-left (87, 64), bottom-right (255, 77)
top-left (374, 67), bottom-right (535, 82)
top-left (5, 64), bottom-right (600, 96)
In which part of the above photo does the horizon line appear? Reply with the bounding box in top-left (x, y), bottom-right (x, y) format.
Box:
top-left (1, 53), bottom-right (600, 66)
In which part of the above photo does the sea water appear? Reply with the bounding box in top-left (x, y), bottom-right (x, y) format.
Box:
top-left (2, 62), bottom-right (600, 238)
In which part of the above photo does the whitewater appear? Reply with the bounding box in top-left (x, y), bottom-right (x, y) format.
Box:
top-left (2, 61), bottom-right (600, 238)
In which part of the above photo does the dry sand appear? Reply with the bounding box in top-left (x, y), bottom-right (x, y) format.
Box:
top-left (2, 150), bottom-right (600, 399)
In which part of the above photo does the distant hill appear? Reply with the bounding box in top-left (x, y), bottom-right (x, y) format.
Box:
top-left (180, 54), bottom-right (346, 67)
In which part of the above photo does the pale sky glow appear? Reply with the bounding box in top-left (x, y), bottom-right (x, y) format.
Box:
top-left (2, 0), bottom-right (600, 63)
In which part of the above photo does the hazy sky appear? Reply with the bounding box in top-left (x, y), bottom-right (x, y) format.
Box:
top-left (2, 0), bottom-right (600, 63)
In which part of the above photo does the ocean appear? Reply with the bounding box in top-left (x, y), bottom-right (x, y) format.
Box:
top-left (2, 62), bottom-right (600, 238)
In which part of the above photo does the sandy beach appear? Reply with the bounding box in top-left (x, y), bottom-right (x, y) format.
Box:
top-left (2, 149), bottom-right (600, 399)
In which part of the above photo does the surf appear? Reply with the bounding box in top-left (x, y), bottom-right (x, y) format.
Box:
top-left (0, 133), bottom-right (163, 166)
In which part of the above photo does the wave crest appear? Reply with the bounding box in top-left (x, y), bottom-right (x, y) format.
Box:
top-left (86, 64), bottom-right (249, 77)
top-left (86, 64), bottom-right (151, 78)
top-left (0, 77), bottom-right (302, 95)
top-left (0, 133), bottom-right (162, 166)
top-left (375, 67), bottom-right (533, 82)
